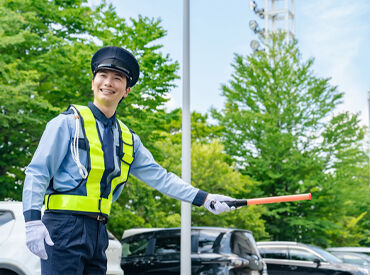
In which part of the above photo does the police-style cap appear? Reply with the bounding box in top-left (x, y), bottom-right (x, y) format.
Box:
top-left (91, 46), bottom-right (140, 87)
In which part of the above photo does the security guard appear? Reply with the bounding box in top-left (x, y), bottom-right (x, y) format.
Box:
top-left (22, 46), bottom-right (234, 274)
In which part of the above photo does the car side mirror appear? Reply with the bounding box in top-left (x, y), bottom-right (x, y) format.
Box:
top-left (313, 258), bottom-right (321, 268)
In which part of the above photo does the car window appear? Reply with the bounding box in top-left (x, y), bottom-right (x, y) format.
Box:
top-left (308, 245), bottom-right (342, 263)
top-left (198, 230), bottom-right (225, 253)
top-left (231, 231), bottom-right (259, 258)
top-left (289, 248), bottom-right (320, 261)
top-left (154, 235), bottom-right (180, 255)
top-left (0, 210), bottom-right (14, 226)
top-left (259, 247), bottom-right (289, 259)
top-left (122, 237), bottom-right (150, 257)
top-left (334, 252), bottom-right (369, 265)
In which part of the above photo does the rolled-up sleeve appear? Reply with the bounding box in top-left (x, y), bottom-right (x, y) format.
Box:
top-left (22, 114), bottom-right (72, 221)
top-left (129, 134), bottom-right (208, 206)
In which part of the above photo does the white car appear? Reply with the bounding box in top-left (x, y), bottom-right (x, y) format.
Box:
top-left (0, 201), bottom-right (123, 275)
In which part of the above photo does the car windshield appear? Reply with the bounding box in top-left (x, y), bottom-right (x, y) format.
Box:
top-left (122, 236), bottom-right (150, 257)
top-left (198, 230), bottom-right (225, 253)
top-left (154, 235), bottom-right (181, 254)
top-left (231, 231), bottom-right (259, 258)
top-left (0, 211), bottom-right (14, 226)
top-left (308, 245), bottom-right (342, 263)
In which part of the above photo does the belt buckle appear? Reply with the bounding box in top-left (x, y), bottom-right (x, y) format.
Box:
top-left (96, 215), bottom-right (105, 221)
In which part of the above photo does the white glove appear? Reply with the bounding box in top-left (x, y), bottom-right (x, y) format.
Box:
top-left (204, 194), bottom-right (235, 215)
top-left (25, 220), bottom-right (54, 260)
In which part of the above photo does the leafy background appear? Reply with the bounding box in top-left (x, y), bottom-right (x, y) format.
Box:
top-left (0, 0), bottom-right (368, 247)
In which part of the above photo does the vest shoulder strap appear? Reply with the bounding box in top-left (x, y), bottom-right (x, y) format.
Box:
top-left (116, 119), bottom-right (133, 146)
top-left (70, 104), bottom-right (92, 121)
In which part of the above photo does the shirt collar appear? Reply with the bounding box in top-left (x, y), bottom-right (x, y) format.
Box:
top-left (88, 102), bottom-right (116, 126)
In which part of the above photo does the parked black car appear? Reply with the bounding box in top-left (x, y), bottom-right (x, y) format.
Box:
top-left (121, 227), bottom-right (268, 275)
top-left (257, 241), bottom-right (368, 275)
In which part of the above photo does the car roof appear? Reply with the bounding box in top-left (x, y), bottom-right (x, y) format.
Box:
top-left (0, 201), bottom-right (23, 216)
top-left (257, 241), bottom-right (300, 245)
top-left (327, 247), bottom-right (370, 253)
top-left (257, 241), bottom-right (307, 247)
top-left (0, 200), bottom-right (44, 216)
top-left (0, 201), bottom-right (23, 208)
top-left (330, 251), bottom-right (369, 257)
top-left (122, 226), bottom-right (252, 239)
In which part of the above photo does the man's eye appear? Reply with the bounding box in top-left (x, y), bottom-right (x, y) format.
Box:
top-left (115, 77), bottom-right (122, 81)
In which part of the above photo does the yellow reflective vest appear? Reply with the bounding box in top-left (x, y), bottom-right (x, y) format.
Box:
top-left (45, 105), bottom-right (134, 216)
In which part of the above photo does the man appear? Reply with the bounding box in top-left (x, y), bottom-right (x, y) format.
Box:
top-left (23, 46), bottom-right (234, 274)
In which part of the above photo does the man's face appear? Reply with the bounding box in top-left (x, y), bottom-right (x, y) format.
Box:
top-left (92, 69), bottom-right (130, 108)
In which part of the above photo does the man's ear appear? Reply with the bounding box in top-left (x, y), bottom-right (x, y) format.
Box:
top-left (123, 87), bottom-right (131, 98)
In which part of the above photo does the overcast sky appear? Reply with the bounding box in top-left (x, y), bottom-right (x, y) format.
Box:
top-left (89, 0), bottom-right (370, 128)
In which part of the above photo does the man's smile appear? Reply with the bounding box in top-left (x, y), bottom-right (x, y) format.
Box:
top-left (100, 89), bottom-right (115, 95)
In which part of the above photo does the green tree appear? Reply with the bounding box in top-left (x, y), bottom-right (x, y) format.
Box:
top-left (320, 112), bottom-right (369, 246)
top-left (212, 33), bottom-right (368, 246)
top-left (36, 2), bottom-right (180, 157)
top-left (107, 111), bottom-right (268, 240)
top-left (151, 108), bottom-right (224, 149)
top-left (0, 0), bottom-right (72, 199)
top-left (0, 0), bottom-right (179, 199)
top-left (190, 141), bottom-right (268, 240)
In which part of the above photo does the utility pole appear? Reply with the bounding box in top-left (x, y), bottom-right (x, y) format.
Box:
top-left (181, 0), bottom-right (191, 274)
top-left (368, 91), bottom-right (370, 170)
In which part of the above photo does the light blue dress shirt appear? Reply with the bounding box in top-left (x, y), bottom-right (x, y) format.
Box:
top-left (22, 103), bottom-right (207, 221)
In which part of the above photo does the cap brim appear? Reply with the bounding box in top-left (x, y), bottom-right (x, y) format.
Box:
top-left (94, 66), bottom-right (130, 80)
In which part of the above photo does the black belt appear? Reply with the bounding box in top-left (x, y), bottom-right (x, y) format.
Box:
top-left (85, 214), bottom-right (108, 223)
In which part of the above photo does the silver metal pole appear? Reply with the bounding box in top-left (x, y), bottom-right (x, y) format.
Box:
top-left (271, 0), bottom-right (275, 32)
top-left (292, 0), bottom-right (295, 35)
top-left (368, 91), bottom-right (370, 170)
top-left (265, 0), bottom-right (269, 38)
top-left (285, 0), bottom-right (289, 43)
top-left (181, 0), bottom-right (191, 274)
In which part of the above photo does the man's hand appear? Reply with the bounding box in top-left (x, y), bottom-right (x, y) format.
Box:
top-left (203, 194), bottom-right (235, 215)
top-left (25, 220), bottom-right (54, 260)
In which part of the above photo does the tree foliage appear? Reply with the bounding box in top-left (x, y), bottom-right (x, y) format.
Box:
top-left (212, 33), bottom-right (369, 246)
top-left (108, 126), bottom-right (269, 240)
top-left (0, 0), bottom-right (178, 200)
top-left (1, 1), bottom-right (368, 246)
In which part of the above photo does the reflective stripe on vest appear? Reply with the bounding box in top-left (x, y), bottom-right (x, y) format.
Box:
top-left (45, 105), bottom-right (134, 215)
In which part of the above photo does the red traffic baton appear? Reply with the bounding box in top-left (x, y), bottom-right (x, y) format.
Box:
top-left (210, 193), bottom-right (311, 210)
